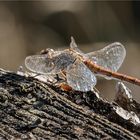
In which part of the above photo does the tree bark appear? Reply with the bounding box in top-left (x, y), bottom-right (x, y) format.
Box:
top-left (0, 69), bottom-right (139, 140)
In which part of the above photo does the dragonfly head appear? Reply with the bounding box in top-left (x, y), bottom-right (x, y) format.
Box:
top-left (40, 48), bottom-right (54, 55)
top-left (40, 48), bottom-right (55, 59)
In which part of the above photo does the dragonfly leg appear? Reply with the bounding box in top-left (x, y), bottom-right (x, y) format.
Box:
top-left (60, 70), bottom-right (67, 80)
top-left (58, 83), bottom-right (72, 91)
top-left (54, 71), bottom-right (73, 91)
top-left (53, 74), bottom-right (65, 83)
top-left (52, 71), bottom-right (67, 85)
top-left (92, 87), bottom-right (100, 98)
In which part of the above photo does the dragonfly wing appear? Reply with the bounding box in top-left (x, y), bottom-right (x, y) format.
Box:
top-left (66, 60), bottom-right (97, 92)
top-left (86, 42), bottom-right (126, 72)
top-left (51, 51), bottom-right (76, 73)
top-left (25, 55), bottom-right (54, 74)
top-left (70, 37), bottom-right (84, 55)
top-left (25, 51), bottom-right (76, 74)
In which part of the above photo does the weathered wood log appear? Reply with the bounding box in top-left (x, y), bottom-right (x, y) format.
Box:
top-left (0, 69), bottom-right (139, 140)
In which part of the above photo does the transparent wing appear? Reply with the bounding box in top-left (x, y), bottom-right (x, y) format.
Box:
top-left (86, 42), bottom-right (126, 72)
top-left (66, 60), bottom-right (97, 92)
top-left (25, 55), bottom-right (54, 74)
top-left (51, 51), bottom-right (76, 73)
top-left (25, 51), bottom-right (76, 74)
top-left (70, 36), bottom-right (84, 55)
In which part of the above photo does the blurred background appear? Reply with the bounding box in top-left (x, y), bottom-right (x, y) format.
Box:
top-left (0, 1), bottom-right (140, 101)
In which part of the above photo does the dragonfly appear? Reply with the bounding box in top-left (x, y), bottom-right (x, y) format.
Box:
top-left (25, 37), bottom-right (140, 92)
